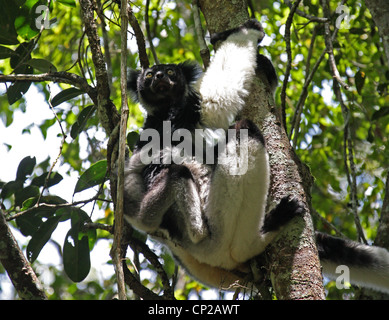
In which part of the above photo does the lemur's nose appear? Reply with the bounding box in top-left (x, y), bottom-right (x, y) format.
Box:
top-left (155, 71), bottom-right (164, 79)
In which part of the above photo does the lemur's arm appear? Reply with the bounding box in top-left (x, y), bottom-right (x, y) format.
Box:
top-left (197, 20), bottom-right (265, 129)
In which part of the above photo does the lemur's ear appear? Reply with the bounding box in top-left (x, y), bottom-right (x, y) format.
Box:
top-left (127, 69), bottom-right (141, 101)
top-left (177, 61), bottom-right (203, 85)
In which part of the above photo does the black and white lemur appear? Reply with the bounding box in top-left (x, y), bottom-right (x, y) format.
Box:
top-left (123, 20), bottom-right (389, 293)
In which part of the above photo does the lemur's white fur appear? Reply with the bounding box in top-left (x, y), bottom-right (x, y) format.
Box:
top-left (196, 29), bottom-right (262, 130)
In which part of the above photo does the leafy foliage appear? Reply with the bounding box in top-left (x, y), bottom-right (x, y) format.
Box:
top-left (0, 0), bottom-right (388, 300)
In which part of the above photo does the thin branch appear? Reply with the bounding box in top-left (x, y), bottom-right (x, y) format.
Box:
top-left (6, 195), bottom-right (110, 221)
top-left (122, 260), bottom-right (164, 300)
top-left (35, 84), bottom-right (67, 206)
top-left (83, 222), bottom-right (113, 233)
top-left (289, 26), bottom-right (326, 144)
top-left (0, 72), bottom-right (97, 104)
top-left (145, 0), bottom-right (160, 65)
top-left (129, 238), bottom-right (175, 299)
top-left (128, 6), bottom-right (150, 69)
top-left (280, 0), bottom-right (302, 132)
top-left (109, 0), bottom-right (130, 301)
top-left (312, 209), bottom-right (347, 239)
top-left (79, 0), bottom-right (120, 135)
top-left (96, 0), bottom-right (113, 90)
top-left (192, 0), bottom-right (210, 68)
top-left (284, 0), bottom-right (329, 23)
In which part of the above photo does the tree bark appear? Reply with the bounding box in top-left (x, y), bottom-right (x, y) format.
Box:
top-left (0, 211), bottom-right (47, 300)
top-left (198, 0), bottom-right (325, 300)
top-left (364, 0), bottom-right (389, 67)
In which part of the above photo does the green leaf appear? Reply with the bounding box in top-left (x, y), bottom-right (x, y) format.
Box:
top-left (16, 156), bottom-right (36, 181)
top-left (31, 171), bottom-right (63, 188)
top-left (10, 41), bottom-right (34, 69)
top-left (26, 58), bottom-right (57, 72)
top-left (16, 195), bottom-right (67, 236)
top-left (355, 70), bottom-right (365, 95)
top-left (74, 160), bottom-right (107, 194)
top-left (1, 180), bottom-right (23, 199)
top-left (0, 45), bottom-right (15, 59)
top-left (7, 63), bottom-right (33, 104)
top-left (70, 105), bottom-right (97, 139)
top-left (15, 185), bottom-right (40, 207)
top-left (51, 87), bottom-right (84, 107)
top-left (16, 209), bottom-right (45, 237)
top-left (57, 0), bottom-right (77, 7)
top-left (63, 208), bottom-right (92, 282)
top-left (127, 131), bottom-right (140, 152)
top-left (27, 215), bottom-right (62, 263)
top-left (15, 14), bottom-right (39, 40)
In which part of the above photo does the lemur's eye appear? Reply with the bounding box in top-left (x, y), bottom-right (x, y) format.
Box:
top-left (146, 72), bottom-right (153, 78)
top-left (167, 69), bottom-right (175, 76)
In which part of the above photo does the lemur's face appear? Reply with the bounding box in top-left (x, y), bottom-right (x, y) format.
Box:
top-left (137, 64), bottom-right (187, 113)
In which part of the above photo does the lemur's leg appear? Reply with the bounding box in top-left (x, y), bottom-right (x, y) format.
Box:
top-left (124, 156), bottom-right (208, 243)
top-left (167, 165), bottom-right (209, 243)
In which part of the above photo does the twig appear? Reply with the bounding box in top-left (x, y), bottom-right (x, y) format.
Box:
top-left (285, 0), bottom-right (329, 23)
top-left (145, 0), bottom-right (160, 65)
top-left (82, 222), bottom-right (113, 233)
top-left (122, 260), bottom-right (163, 300)
top-left (79, 0), bottom-right (120, 135)
top-left (0, 72), bottom-right (97, 104)
top-left (35, 84), bottom-right (67, 205)
top-left (128, 6), bottom-right (150, 69)
top-left (96, 0), bottom-right (113, 89)
top-left (280, 0), bottom-right (302, 132)
top-left (289, 26), bottom-right (326, 144)
top-left (312, 209), bottom-right (347, 239)
top-left (192, 0), bottom-right (210, 68)
top-left (5, 195), bottom-right (110, 221)
top-left (129, 237), bottom-right (175, 299)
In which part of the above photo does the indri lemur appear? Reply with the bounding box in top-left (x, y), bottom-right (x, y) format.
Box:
top-left (124, 20), bottom-right (389, 293)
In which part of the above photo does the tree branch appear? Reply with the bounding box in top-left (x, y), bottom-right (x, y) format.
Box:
top-left (145, 0), bottom-right (159, 65)
top-left (0, 72), bottom-right (97, 104)
top-left (0, 210), bottom-right (47, 300)
top-left (128, 6), bottom-right (150, 69)
top-left (280, 0), bottom-right (301, 133)
top-left (192, 0), bottom-right (210, 68)
top-left (109, 0), bottom-right (129, 301)
top-left (79, 0), bottom-right (120, 136)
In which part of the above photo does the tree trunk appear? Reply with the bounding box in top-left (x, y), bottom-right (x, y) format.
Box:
top-left (198, 0), bottom-right (325, 300)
